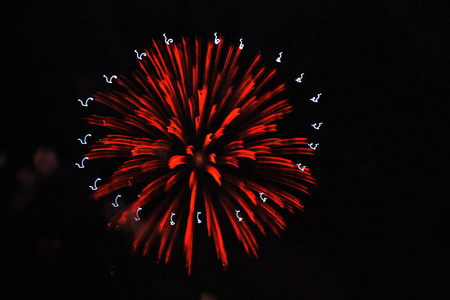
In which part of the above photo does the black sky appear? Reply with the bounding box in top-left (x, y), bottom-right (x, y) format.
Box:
top-left (3, 0), bottom-right (449, 299)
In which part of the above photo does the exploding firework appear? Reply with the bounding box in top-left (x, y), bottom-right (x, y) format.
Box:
top-left (80, 34), bottom-right (316, 274)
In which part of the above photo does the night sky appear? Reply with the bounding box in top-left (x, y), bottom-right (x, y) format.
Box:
top-left (3, 0), bottom-right (449, 299)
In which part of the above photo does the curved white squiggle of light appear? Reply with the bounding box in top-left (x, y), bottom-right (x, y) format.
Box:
top-left (112, 194), bottom-right (121, 207)
top-left (276, 52), bottom-right (283, 63)
top-left (89, 178), bottom-right (101, 190)
top-left (259, 192), bottom-right (267, 202)
top-left (295, 73), bottom-right (304, 83)
top-left (170, 212), bottom-right (176, 225)
top-left (134, 50), bottom-right (146, 60)
top-left (214, 32), bottom-right (220, 44)
top-left (310, 93), bottom-right (322, 103)
top-left (75, 157), bottom-right (89, 168)
top-left (103, 75), bottom-right (117, 84)
top-left (296, 163), bottom-right (307, 171)
top-left (239, 38), bottom-right (244, 49)
top-left (77, 97), bottom-right (93, 107)
top-left (163, 33), bottom-right (173, 45)
top-left (78, 134), bottom-right (91, 145)
top-left (235, 210), bottom-right (243, 222)
top-left (134, 207), bottom-right (142, 221)
top-left (308, 143), bottom-right (319, 150)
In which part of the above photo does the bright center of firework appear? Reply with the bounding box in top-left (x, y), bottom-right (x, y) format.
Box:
top-left (194, 151), bottom-right (206, 168)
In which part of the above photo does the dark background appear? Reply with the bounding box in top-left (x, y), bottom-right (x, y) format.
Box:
top-left (3, 0), bottom-right (449, 299)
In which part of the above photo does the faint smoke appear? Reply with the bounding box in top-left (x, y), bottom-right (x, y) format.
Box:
top-left (33, 146), bottom-right (58, 176)
top-left (12, 167), bottom-right (36, 215)
top-left (17, 167), bottom-right (36, 189)
top-left (200, 291), bottom-right (217, 300)
top-left (11, 146), bottom-right (59, 215)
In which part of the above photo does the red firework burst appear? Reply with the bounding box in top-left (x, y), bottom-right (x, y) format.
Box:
top-left (83, 35), bottom-right (315, 274)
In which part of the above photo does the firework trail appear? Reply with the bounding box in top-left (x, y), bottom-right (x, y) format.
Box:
top-left (81, 35), bottom-right (316, 274)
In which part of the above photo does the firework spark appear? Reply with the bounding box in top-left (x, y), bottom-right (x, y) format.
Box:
top-left (83, 35), bottom-right (316, 274)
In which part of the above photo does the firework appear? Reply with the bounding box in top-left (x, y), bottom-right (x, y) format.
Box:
top-left (81, 35), bottom-right (316, 274)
